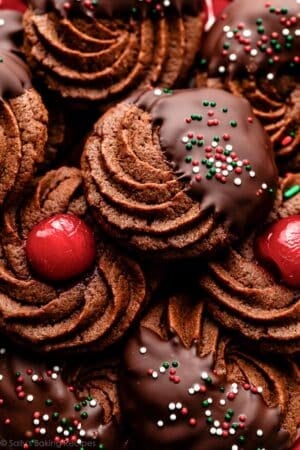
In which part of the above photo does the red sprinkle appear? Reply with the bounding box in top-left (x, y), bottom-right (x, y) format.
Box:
top-left (189, 418), bottom-right (197, 427)
top-left (281, 136), bottom-right (293, 147)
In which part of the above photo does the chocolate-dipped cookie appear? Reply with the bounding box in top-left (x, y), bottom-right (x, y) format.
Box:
top-left (196, 0), bottom-right (300, 172)
top-left (23, 0), bottom-right (205, 106)
top-left (0, 337), bottom-right (127, 449)
top-left (198, 172), bottom-right (300, 354)
top-left (82, 87), bottom-right (278, 259)
top-left (0, 14), bottom-right (48, 205)
top-left (0, 166), bottom-right (149, 353)
top-left (120, 292), bottom-right (299, 450)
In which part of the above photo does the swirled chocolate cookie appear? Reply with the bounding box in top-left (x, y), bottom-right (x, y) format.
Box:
top-left (0, 41), bottom-right (47, 205)
top-left (82, 87), bottom-right (278, 259)
top-left (196, 0), bottom-right (300, 171)
top-left (120, 292), bottom-right (299, 450)
top-left (198, 172), bottom-right (300, 354)
top-left (0, 338), bottom-right (127, 450)
top-left (0, 166), bottom-right (148, 353)
top-left (23, 0), bottom-right (205, 106)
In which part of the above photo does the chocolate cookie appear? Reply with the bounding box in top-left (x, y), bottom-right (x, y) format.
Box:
top-left (196, 0), bottom-right (300, 172)
top-left (23, 0), bottom-right (205, 106)
top-left (0, 166), bottom-right (148, 353)
top-left (0, 39), bottom-right (48, 205)
top-left (198, 172), bottom-right (300, 354)
top-left (0, 337), bottom-right (127, 450)
top-left (82, 87), bottom-right (278, 259)
top-left (120, 292), bottom-right (299, 449)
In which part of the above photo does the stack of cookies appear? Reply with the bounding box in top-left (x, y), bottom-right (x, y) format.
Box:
top-left (0, 0), bottom-right (299, 449)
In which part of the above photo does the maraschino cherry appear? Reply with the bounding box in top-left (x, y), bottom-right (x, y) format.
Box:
top-left (256, 215), bottom-right (300, 288)
top-left (292, 438), bottom-right (300, 450)
top-left (26, 214), bottom-right (96, 282)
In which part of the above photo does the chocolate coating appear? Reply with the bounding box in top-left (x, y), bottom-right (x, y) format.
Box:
top-left (0, 10), bottom-right (23, 51)
top-left (0, 50), bottom-right (31, 99)
top-left (132, 88), bottom-right (278, 232)
top-left (0, 340), bottom-right (124, 450)
top-left (121, 327), bottom-right (290, 450)
top-left (201, 0), bottom-right (300, 79)
top-left (28, 0), bottom-right (203, 18)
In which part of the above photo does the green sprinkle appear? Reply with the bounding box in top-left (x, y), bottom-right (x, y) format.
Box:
top-left (197, 140), bottom-right (204, 146)
top-left (61, 418), bottom-right (68, 426)
top-left (191, 139), bottom-right (197, 145)
top-left (245, 165), bottom-right (252, 171)
top-left (222, 107), bottom-right (228, 113)
top-left (201, 158), bottom-right (207, 164)
top-left (185, 156), bottom-right (192, 163)
top-left (230, 120), bottom-right (237, 127)
top-left (225, 414), bottom-right (232, 421)
top-left (239, 436), bottom-right (246, 443)
top-left (213, 136), bottom-right (220, 142)
top-left (202, 400), bottom-right (209, 407)
top-left (281, 7), bottom-right (288, 14)
top-left (206, 417), bottom-right (213, 424)
top-left (81, 412), bottom-right (88, 420)
top-left (15, 372), bottom-right (21, 377)
top-left (220, 387), bottom-right (225, 393)
top-left (210, 101), bottom-right (216, 107)
top-left (200, 58), bottom-right (207, 66)
top-left (186, 142), bottom-right (193, 150)
top-left (227, 409), bottom-right (234, 416)
top-left (162, 362), bottom-right (169, 369)
top-left (284, 185), bottom-right (300, 200)
top-left (81, 400), bottom-right (87, 407)
top-left (257, 25), bottom-right (265, 34)
top-left (52, 412), bottom-right (59, 420)
top-left (172, 361), bottom-right (179, 368)
top-left (74, 404), bottom-right (81, 411)
top-left (269, 6), bottom-right (276, 12)
top-left (203, 100), bottom-right (209, 107)
top-left (99, 445), bottom-right (105, 450)
top-left (45, 399), bottom-right (52, 406)
top-left (256, 18), bottom-right (263, 25)
top-left (206, 173), bottom-right (213, 179)
top-left (223, 42), bottom-right (230, 49)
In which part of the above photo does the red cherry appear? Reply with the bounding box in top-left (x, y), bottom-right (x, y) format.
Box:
top-left (255, 215), bottom-right (300, 288)
top-left (26, 214), bottom-right (96, 282)
top-left (292, 437), bottom-right (300, 450)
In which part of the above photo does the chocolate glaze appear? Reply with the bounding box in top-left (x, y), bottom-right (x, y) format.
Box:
top-left (0, 50), bottom-right (31, 99)
top-left (0, 10), bottom-right (23, 52)
top-left (0, 340), bottom-right (123, 450)
top-left (121, 327), bottom-right (290, 450)
top-left (202, 0), bottom-right (300, 78)
top-left (28, 0), bottom-right (203, 18)
top-left (132, 88), bottom-right (278, 232)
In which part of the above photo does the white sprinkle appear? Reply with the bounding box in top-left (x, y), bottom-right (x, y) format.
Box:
top-left (0, 375), bottom-right (3, 381)
top-left (231, 383), bottom-right (238, 389)
top-left (216, 168), bottom-right (221, 173)
top-left (267, 73), bottom-right (274, 80)
top-left (225, 144), bottom-right (233, 151)
top-left (152, 371), bottom-right (158, 379)
top-left (237, 160), bottom-right (243, 167)
top-left (214, 420), bottom-right (220, 427)
top-left (216, 161), bottom-right (222, 168)
top-left (53, 366), bottom-right (60, 372)
top-left (170, 414), bottom-right (177, 421)
top-left (63, 430), bottom-right (70, 437)
top-left (188, 388), bottom-right (195, 395)
top-left (295, 29), bottom-right (300, 36)
top-left (33, 419), bottom-right (40, 426)
top-left (210, 427), bottom-right (217, 435)
top-left (159, 367), bottom-right (166, 373)
top-left (261, 183), bottom-right (268, 190)
top-left (218, 66), bottom-right (226, 74)
top-left (139, 346), bottom-right (147, 354)
top-left (207, 398), bottom-right (213, 404)
top-left (229, 53), bottom-right (237, 61)
top-left (157, 420), bottom-right (164, 428)
top-left (89, 399), bottom-right (97, 407)
top-left (40, 428), bottom-right (46, 435)
top-left (226, 31), bottom-right (234, 39)
top-left (243, 29), bottom-right (252, 37)
top-left (219, 399), bottom-right (226, 406)
top-left (227, 165), bottom-right (233, 172)
top-left (205, 410), bottom-right (212, 417)
top-left (229, 427), bottom-right (236, 435)
top-left (77, 440), bottom-right (82, 446)
top-left (249, 170), bottom-right (256, 177)
top-left (208, 157), bottom-right (215, 163)
top-left (192, 167), bottom-right (200, 174)
top-left (201, 372), bottom-right (208, 380)
top-left (222, 170), bottom-right (229, 177)
top-left (176, 402), bottom-right (182, 410)
top-left (27, 395), bottom-right (34, 402)
top-left (57, 427), bottom-right (63, 434)
top-left (193, 384), bottom-right (200, 392)
top-left (77, 423), bottom-right (82, 430)
top-left (154, 88), bottom-right (162, 96)
top-left (0, 19), bottom-right (5, 27)
top-left (234, 177), bottom-right (242, 186)
top-left (163, 0), bottom-right (171, 6)
top-left (182, 136), bottom-right (189, 143)
top-left (257, 429), bottom-right (264, 437)
top-left (226, 157), bottom-right (233, 163)
top-left (79, 430), bottom-right (86, 437)
top-left (250, 49), bottom-right (258, 57)
top-left (51, 373), bottom-right (58, 380)
top-left (223, 25), bottom-right (230, 32)
top-left (216, 428), bottom-right (223, 436)
top-left (211, 141), bottom-right (218, 148)
top-left (282, 28), bottom-right (290, 36)
top-left (169, 402), bottom-right (176, 411)
top-left (232, 446), bottom-right (239, 450)
top-left (257, 386), bottom-right (263, 393)
top-left (42, 415), bottom-right (49, 422)
top-left (32, 374), bottom-right (39, 382)
top-left (0, 348), bottom-right (6, 354)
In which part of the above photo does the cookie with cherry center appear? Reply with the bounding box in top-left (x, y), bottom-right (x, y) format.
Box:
top-left (0, 166), bottom-right (150, 354)
top-left (120, 290), bottom-right (299, 450)
top-left (196, 0), bottom-right (300, 172)
top-left (197, 172), bottom-right (300, 354)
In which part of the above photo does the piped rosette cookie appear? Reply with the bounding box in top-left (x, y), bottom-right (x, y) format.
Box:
top-left (0, 338), bottom-right (127, 450)
top-left (0, 166), bottom-right (149, 353)
top-left (198, 172), bottom-right (300, 354)
top-left (120, 291), bottom-right (299, 450)
top-left (0, 10), bottom-right (48, 205)
top-left (23, 0), bottom-right (205, 106)
top-left (196, 0), bottom-right (300, 171)
top-left (82, 87), bottom-right (278, 259)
